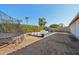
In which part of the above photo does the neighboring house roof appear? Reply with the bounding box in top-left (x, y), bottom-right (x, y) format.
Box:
top-left (69, 12), bottom-right (79, 26)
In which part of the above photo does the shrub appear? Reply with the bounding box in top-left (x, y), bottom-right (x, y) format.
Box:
top-left (21, 24), bottom-right (43, 33)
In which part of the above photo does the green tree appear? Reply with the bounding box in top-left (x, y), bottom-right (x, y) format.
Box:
top-left (49, 24), bottom-right (60, 28)
top-left (38, 17), bottom-right (47, 27)
top-left (59, 23), bottom-right (64, 28)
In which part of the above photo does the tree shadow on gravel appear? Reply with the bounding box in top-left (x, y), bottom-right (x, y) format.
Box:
top-left (69, 35), bottom-right (79, 42)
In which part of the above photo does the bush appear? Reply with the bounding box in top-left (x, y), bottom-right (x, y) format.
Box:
top-left (21, 24), bottom-right (43, 33)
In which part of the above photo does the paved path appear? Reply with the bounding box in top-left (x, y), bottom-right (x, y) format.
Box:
top-left (9, 32), bottom-right (79, 55)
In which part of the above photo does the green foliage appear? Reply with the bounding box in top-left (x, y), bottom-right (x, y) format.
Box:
top-left (44, 26), bottom-right (49, 31)
top-left (38, 17), bottom-right (47, 27)
top-left (50, 24), bottom-right (60, 28)
top-left (49, 23), bottom-right (69, 32)
top-left (0, 19), bottom-right (21, 33)
top-left (21, 24), bottom-right (43, 33)
top-left (0, 20), bottom-right (43, 33)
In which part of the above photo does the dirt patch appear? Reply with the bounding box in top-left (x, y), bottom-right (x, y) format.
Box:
top-left (0, 34), bottom-right (41, 55)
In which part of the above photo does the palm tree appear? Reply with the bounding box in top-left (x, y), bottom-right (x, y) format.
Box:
top-left (25, 16), bottom-right (29, 24)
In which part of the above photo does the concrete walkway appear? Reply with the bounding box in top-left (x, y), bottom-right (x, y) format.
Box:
top-left (8, 32), bottom-right (79, 55)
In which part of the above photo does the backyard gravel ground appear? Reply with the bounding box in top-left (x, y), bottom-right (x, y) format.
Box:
top-left (8, 32), bottom-right (79, 55)
top-left (0, 34), bottom-right (41, 55)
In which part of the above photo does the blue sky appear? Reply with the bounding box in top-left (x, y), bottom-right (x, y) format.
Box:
top-left (0, 4), bottom-right (79, 26)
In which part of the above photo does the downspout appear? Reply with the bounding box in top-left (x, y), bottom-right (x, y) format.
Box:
top-left (75, 21), bottom-right (76, 38)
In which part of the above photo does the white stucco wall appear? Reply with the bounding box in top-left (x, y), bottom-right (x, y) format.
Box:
top-left (70, 19), bottom-right (79, 39)
top-left (76, 19), bottom-right (79, 38)
top-left (70, 22), bottom-right (76, 35)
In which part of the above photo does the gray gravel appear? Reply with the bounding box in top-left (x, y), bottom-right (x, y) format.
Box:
top-left (9, 32), bottom-right (79, 55)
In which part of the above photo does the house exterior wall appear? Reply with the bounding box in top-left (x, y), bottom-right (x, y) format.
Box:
top-left (70, 22), bottom-right (76, 35)
top-left (70, 19), bottom-right (79, 39)
top-left (76, 19), bottom-right (79, 38)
